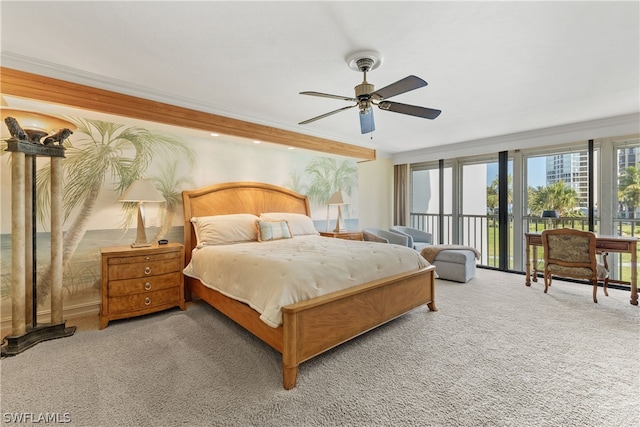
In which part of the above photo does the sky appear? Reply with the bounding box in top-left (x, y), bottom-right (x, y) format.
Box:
top-left (486, 157), bottom-right (546, 188)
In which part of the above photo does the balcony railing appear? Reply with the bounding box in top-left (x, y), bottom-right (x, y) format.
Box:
top-left (409, 213), bottom-right (639, 285)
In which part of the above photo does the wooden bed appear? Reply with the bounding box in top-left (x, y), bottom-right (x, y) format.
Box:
top-left (182, 181), bottom-right (437, 389)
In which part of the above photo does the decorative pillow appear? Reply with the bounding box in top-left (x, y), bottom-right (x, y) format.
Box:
top-left (260, 212), bottom-right (319, 236)
top-left (256, 219), bottom-right (292, 242)
top-left (191, 214), bottom-right (259, 247)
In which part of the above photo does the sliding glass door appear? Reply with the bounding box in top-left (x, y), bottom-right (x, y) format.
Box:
top-left (410, 162), bottom-right (451, 245)
top-left (613, 139), bottom-right (639, 285)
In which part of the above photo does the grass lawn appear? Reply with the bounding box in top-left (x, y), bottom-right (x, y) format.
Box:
top-left (484, 221), bottom-right (638, 285)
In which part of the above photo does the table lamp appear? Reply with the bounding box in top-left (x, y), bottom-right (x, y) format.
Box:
top-left (541, 210), bottom-right (559, 228)
top-left (119, 179), bottom-right (165, 247)
top-left (326, 190), bottom-right (351, 232)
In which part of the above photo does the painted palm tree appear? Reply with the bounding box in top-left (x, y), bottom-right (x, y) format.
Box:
top-left (149, 160), bottom-right (194, 240)
top-left (304, 157), bottom-right (357, 206)
top-left (34, 118), bottom-right (196, 300)
top-left (288, 170), bottom-right (307, 195)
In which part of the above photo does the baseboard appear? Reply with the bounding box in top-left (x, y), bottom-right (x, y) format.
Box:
top-left (1, 302), bottom-right (100, 332)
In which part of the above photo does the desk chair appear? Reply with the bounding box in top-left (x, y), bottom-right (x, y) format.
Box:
top-left (542, 228), bottom-right (609, 303)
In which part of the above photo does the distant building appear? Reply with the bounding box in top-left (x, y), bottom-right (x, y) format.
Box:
top-left (545, 152), bottom-right (589, 208)
top-left (546, 147), bottom-right (638, 217)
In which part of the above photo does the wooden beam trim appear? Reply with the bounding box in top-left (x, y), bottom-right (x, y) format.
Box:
top-left (1, 67), bottom-right (376, 160)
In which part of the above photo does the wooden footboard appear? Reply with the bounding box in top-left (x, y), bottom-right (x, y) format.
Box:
top-left (187, 265), bottom-right (436, 389)
top-left (281, 265), bottom-right (436, 389)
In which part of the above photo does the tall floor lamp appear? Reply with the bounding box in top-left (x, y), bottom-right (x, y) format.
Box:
top-left (119, 179), bottom-right (166, 247)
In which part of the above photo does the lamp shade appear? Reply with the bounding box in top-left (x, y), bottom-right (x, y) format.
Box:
top-left (327, 190), bottom-right (351, 205)
top-left (119, 179), bottom-right (165, 203)
top-left (541, 210), bottom-right (559, 219)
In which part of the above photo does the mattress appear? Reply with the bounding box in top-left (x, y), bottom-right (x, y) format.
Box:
top-left (183, 235), bottom-right (429, 327)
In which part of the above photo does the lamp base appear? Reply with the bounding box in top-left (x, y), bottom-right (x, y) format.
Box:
top-left (131, 203), bottom-right (151, 248)
top-left (130, 242), bottom-right (152, 248)
top-left (1, 322), bottom-right (76, 357)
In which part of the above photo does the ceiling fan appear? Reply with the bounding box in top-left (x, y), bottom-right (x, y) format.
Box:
top-left (299, 51), bottom-right (441, 134)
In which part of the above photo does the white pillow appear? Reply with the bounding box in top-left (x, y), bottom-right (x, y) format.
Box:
top-left (260, 212), bottom-right (319, 236)
top-left (191, 214), bottom-right (259, 247)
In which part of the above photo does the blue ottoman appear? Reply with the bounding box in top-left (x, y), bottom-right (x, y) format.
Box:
top-left (432, 249), bottom-right (477, 283)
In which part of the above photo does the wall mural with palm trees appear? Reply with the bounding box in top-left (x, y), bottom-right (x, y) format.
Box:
top-left (0, 111), bottom-right (359, 321)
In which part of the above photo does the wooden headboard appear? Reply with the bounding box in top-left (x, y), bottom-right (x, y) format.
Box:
top-left (182, 182), bottom-right (311, 263)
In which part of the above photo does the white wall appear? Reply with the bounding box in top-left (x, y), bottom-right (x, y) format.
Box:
top-left (357, 157), bottom-right (393, 229)
top-left (392, 114), bottom-right (640, 164)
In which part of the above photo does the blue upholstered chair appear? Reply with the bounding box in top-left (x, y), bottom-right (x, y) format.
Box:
top-left (389, 226), bottom-right (433, 251)
top-left (362, 228), bottom-right (410, 247)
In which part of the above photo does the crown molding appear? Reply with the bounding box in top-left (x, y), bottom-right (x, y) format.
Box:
top-left (1, 52), bottom-right (267, 125)
top-left (1, 53), bottom-right (376, 160)
top-left (392, 113), bottom-right (640, 164)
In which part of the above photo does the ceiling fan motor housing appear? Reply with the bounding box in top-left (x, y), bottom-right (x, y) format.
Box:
top-left (355, 82), bottom-right (374, 99)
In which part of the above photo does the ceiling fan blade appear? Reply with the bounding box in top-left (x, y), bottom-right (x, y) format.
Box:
top-left (371, 75), bottom-right (427, 100)
top-left (378, 101), bottom-right (441, 120)
top-left (359, 108), bottom-right (375, 134)
top-left (300, 91), bottom-right (357, 102)
top-left (299, 104), bottom-right (357, 125)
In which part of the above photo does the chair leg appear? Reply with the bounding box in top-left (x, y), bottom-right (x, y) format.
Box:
top-left (544, 272), bottom-right (551, 294)
top-left (601, 251), bottom-right (609, 297)
top-left (592, 280), bottom-right (598, 303)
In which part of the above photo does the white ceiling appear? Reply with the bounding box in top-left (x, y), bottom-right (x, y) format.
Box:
top-left (1, 1), bottom-right (639, 155)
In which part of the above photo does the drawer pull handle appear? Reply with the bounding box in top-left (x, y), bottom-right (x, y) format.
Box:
top-left (145, 297), bottom-right (151, 306)
top-left (144, 267), bottom-right (151, 275)
top-left (145, 256), bottom-right (150, 260)
top-left (144, 282), bottom-right (152, 291)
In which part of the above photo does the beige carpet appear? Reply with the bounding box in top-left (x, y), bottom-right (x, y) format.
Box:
top-left (1, 269), bottom-right (638, 427)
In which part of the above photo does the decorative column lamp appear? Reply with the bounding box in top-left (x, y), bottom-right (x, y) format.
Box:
top-left (119, 179), bottom-right (166, 247)
top-left (1, 111), bottom-right (76, 356)
top-left (541, 210), bottom-right (559, 228)
top-left (326, 190), bottom-right (351, 232)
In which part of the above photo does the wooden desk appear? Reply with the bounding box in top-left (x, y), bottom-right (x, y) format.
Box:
top-left (525, 232), bottom-right (638, 306)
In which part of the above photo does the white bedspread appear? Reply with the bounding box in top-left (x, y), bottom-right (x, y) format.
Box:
top-left (183, 235), bottom-right (430, 327)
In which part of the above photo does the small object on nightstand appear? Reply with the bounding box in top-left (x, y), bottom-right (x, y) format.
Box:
top-left (100, 243), bottom-right (185, 329)
top-left (158, 239), bottom-right (168, 245)
top-left (319, 231), bottom-right (363, 241)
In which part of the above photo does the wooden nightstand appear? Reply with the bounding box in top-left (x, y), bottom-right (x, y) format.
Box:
top-left (100, 243), bottom-right (185, 329)
top-left (319, 231), bottom-right (363, 241)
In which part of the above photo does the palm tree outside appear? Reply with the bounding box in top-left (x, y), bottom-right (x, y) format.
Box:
top-left (619, 166), bottom-right (640, 234)
top-left (528, 180), bottom-right (580, 217)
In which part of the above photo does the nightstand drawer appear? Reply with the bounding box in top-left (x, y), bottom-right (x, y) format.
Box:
top-left (108, 251), bottom-right (179, 265)
top-left (108, 287), bottom-right (181, 314)
top-left (108, 272), bottom-right (182, 297)
top-left (108, 258), bottom-right (181, 280)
